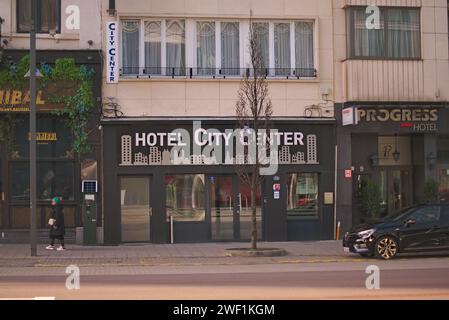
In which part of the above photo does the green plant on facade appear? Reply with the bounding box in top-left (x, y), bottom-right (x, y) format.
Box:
top-left (360, 179), bottom-right (382, 219)
top-left (0, 55), bottom-right (95, 156)
top-left (423, 178), bottom-right (439, 203)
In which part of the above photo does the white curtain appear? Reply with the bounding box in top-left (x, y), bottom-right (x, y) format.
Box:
top-left (252, 23), bottom-right (269, 72)
top-left (121, 21), bottom-right (140, 75)
top-left (274, 23), bottom-right (290, 76)
top-left (18, 0), bottom-right (31, 31)
top-left (221, 22), bottom-right (240, 75)
top-left (145, 21), bottom-right (161, 75)
top-left (352, 8), bottom-right (385, 57)
top-left (40, 0), bottom-right (58, 32)
top-left (386, 9), bottom-right (420, 59)
top-left (295, 22), bottom-right (314, 77)
top-left (166, 20), bottom-right (186, 76)
top-left (197, 21), bottom-right (216, 75)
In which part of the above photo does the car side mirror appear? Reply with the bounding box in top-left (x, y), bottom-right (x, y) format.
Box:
top-left (404, 219), bottom-right (416, 227)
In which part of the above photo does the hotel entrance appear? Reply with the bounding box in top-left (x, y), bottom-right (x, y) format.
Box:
top-left (120, 176), bottom-right (151, 242)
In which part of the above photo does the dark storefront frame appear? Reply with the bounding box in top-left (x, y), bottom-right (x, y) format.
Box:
top-left (336, 102), bottom-right (449, 233)
top-left (0, 50), bottom-right (103, 240)
top-left (102, 118), bottom-right (336, 245)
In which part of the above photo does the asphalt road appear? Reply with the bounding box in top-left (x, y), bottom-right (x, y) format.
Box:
top-left (1, 257), bottom-right (449, 299)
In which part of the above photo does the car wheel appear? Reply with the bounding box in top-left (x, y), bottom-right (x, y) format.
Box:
top-left (375, 236), bottom-right (399, 260)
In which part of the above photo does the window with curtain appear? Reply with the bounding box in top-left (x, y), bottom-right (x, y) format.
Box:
top-left (252, 23), bottom-right (269, 72)
top-left (286, 173), bottom-right (319, 219)
top-left (295, 22), bottom-right (314, 77)
top-left (221, 22), bottom-right (240, 75)
top-left (17, 0), bottom-right (60, 33)
top-left (121, 20), bottom-right (140, 75)
top-left (197, 21), bottom-right (216, 75)
top-left (348, 7), bottom-right (420, 59)
top-left (144, 21), bottom-right (162, 75)
top-left (274, 23), bottom-right (291, 76)
top-left (166, 20), bottom-right (186, 76)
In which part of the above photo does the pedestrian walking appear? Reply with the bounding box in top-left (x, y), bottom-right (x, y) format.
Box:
top-left (46, 196), bottom-right (66, 251)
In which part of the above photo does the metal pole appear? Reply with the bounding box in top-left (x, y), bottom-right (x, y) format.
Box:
top-left (30, 0), bottom-right (37, 256)
top-left (333, 144), bottom-right (338, 240)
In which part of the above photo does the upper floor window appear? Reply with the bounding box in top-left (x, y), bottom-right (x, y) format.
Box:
top-left (120, 18), bottom-right (316, 78)
top-left (17, 0), bottom-right (61, 33)
top-left (347, 7), bottom-right (420, 59)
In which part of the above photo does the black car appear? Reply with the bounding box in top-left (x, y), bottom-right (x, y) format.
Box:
top-left (343, 203), bottom-right (449, 259)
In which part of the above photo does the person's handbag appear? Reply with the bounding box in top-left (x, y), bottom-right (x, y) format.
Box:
top-left (48, 218), bottom-right (56, 226)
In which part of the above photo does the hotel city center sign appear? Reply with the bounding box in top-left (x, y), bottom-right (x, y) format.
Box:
top-left (119, 122), bottom-right (320, 169)
top-left (356, 106), bottom-right (440, 132)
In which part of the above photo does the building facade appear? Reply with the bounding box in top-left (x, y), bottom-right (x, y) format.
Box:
top-left (101, 0), bottom-right (337, 244)
top-left (0, 0), bottom-right (103, 242)
top-left (333, 0), bottom-right (449, 231)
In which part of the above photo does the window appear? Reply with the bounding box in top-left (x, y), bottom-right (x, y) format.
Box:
top-left (119, 18), bottom-right (315, 78)
top-left (166, 175), bottom-right (205, 222)
top-left (287, 173), bottom-right (319, 219)
top-left (409, 206), bottom-right (441, 224)
top-left (252, 23), bottom-right (269, 70)
top-left (11, 162), bottom-right (75, 201)
top-left (17, 0), bottom-right (60, 33)
top-left (197, 21), bottom-right (216, 75)
top-left (121, 20), bottom-right (140, 75)
top-left (295, 22), bottom-right (314, 76)
top-left (221, 22), bottom-right (240, 75)
top-left (347, 7), bottom-right (420, 59)
top-left (166, 20), bottom-right (186, 76)
top-left (274, 23), bottom-right (291, 75)
top-left (144, 21), bottom-right (162, 75)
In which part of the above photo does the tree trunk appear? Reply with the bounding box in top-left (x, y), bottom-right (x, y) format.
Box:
top-left (251, 184), bottom-right (257, 250)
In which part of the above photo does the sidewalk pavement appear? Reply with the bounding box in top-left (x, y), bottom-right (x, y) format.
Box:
top-left (0, 241), bottom-right (356, 268)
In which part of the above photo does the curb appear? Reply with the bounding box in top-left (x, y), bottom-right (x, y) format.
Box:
top-left (225, 248), bottom-right (288, 257)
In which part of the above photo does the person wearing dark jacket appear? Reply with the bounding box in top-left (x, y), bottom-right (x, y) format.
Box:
top-left (46, 197), bottom-right (66, 251)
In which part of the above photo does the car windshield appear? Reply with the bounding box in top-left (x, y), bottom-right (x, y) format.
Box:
top-left (386, 206), bottom-right (417, 222)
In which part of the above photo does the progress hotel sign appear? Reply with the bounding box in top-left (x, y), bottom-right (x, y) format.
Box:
top-left (357, 106), bottom-right (440, 132)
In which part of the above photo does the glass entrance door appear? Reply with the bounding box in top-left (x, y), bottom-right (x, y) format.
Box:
top-left (210, 175), bottom-right (234, 241)
top-left (120, 177), bottom-right (151, 242)
top-left (379, 168), bottom-right (411, 216)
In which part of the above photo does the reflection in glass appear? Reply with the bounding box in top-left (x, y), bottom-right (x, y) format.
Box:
top-left (239, 177), bottom-right (262, 240)
top-left (11, 162), bottom-right (74, 201)
top-left (211, 176), bottom-right (233, 241)
top-left (287, 173), bottom-right (319, 219)
top-left (166, 175), bottom-right (205, 222)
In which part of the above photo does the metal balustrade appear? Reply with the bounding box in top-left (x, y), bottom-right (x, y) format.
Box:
top-left (120, 67), bottom-right (317, 79)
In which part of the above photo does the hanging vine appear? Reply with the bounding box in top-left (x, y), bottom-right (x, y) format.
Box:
top-left (0, 55), bottom-right (95, 155)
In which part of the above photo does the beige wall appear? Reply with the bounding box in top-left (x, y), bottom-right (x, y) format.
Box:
top-left (0, 0), bottom-right (102, 50)
top-left (102, 0), bottom-right (335, 118)
top-left (333, 0), bottom-right (449, 102)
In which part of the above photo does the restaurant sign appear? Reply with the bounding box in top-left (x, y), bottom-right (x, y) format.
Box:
top-left (0, 89), bottom-right (48, 112)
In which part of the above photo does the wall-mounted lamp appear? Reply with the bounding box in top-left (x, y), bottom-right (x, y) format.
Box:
top-left (393, 134), bottom-right (400, 162)
top-left (369, 154), bottom-right (379, 167)
top-left (426, 152), bottom-right (437, 169)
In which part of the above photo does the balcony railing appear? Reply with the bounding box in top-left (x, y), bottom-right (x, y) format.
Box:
top-left (120, 67), bottom-right (317, 79)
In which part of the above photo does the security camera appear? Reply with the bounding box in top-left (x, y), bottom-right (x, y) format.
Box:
top-left (88, 40), bottom-right (94, 46)
top-left (2, 39), bottom-right (8, 46)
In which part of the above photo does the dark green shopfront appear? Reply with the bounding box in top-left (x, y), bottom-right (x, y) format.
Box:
top-left (101, 118), bottom-right (336, 245)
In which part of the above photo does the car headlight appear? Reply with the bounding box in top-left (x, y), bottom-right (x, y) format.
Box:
top-left (357, 228), bottom-right (375, 239)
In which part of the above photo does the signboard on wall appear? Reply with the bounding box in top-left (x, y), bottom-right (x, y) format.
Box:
top-left (119, 123), bottom-right (321, 167)
top-left (342, 107), bottom-right (356, 126)
top-left (355, 105), bottom-right (439, 132)
top-left (106, 21), bottom-right (119, 84)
